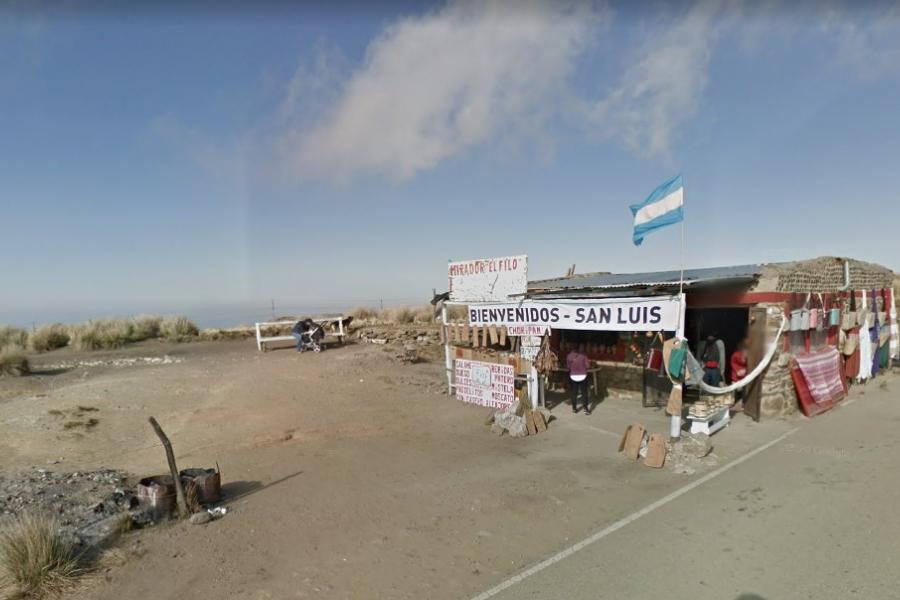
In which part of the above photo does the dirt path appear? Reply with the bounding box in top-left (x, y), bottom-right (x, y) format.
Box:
top-left (2, 339), bottom-right (799, 599)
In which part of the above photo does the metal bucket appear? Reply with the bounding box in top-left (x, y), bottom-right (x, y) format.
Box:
top-left (137, 475), bottom-right (176, 517)
top-left (180, 468), bottom-right (221, 504)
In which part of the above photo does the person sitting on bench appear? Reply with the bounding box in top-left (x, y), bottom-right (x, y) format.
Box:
top-left (291, 319), bottom-right (313, 352)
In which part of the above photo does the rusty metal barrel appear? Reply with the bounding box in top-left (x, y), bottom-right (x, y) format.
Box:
top-left (179, 468), bottom-right (221, 504)
top-left (137, 475), bottom-right (176, 517)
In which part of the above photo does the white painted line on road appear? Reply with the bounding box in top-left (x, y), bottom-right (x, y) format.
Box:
top-left (469, 426), bottom-right (801, 600)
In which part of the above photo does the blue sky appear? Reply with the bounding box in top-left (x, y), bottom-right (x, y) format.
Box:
top-left (3, 1), bottom-right (900, 327)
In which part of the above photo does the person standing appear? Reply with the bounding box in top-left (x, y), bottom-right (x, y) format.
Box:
top-left (701, 335), bottom-right (723, 386)
top-left (729, 338), bottom-right (749, 412)
top-left (566, 344), bottom-right (592, 415)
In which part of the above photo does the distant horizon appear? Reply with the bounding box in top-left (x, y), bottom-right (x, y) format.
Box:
top-left (5, 253), bottom-right (898, 330)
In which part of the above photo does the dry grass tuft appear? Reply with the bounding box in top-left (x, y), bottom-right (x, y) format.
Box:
top-left (386, 307), bottom-right (416, 324)
top-left (29, 324), bottom-right (70, 353)
top-left (65, 315), bottom-right (198, 350)
top-left (413, 306), bottom-right (435, 323)
top-left (0, 327), bottom-right (28, 352)
top-left (0, 513), bottom-right (82, 598)
top-left (185, 483), bottom-right (202, 514)
top-left (350, 307), bottom-right (378, 321)
top-left (67, 319), bottom-right (133, 351)
top-left (350, 305), bottom-right (441, 324)
top-left (446, 304), bottom-right (468, 321)
top-left (129, 315), bottom-right (162, 342)
top-left (0, 349), bottom-right (29, 377)
top-left (159, 316), bottom-right (199, 342)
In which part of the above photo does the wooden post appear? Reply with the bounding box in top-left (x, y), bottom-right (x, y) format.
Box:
top-left (148, 417), bottom-right (189, 517)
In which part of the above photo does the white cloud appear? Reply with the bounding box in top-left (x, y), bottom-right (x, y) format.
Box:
top-left (822, 2), bottom-right (900, 81)
top-left (590, 0), bottom-right (723, 157)
top-left (282, 0), bottom-right (603, 183)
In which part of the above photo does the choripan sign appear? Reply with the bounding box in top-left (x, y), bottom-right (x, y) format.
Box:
top-left (448, 255), bottom-right (527, 302)
top-left (468, 296), bottom-right (682, 332)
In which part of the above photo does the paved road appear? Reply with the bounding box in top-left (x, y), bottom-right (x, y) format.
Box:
top-left (477, 377), bottom-right (900, 600)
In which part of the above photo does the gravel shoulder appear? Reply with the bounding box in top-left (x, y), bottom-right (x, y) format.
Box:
top-left (1, 336), bottom-right (807, 599)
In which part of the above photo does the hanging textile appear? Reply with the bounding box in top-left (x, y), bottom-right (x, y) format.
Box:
top-left (842, 328), bottom-right (861, 381)
top-left (858, 291), bottom-right (873, 381)
top-left (890, 288), bottom-right (899, 360)
top-left (870, 290), bottom-right (880, 377)
top-left (793, 347), bottom-right (846, 406)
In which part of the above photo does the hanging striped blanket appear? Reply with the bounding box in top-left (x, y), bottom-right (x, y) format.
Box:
top-left (794, 348), bottom-right (845, 405)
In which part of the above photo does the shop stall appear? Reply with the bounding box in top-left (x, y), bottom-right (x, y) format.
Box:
top-left (438, 255), bottom-right (899, 433)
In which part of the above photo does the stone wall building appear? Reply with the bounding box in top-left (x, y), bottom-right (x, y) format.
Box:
top-left (528, 257), bottom-right (898, 421)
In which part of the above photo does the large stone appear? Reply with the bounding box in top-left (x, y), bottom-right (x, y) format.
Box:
top-left (493, 409), bottom-right (518, 430)
top-left (506, 417), bottom-right (528, 438)
top-left (678, 432), bottom-right (713, 458)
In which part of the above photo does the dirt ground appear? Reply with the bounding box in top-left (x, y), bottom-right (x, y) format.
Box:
top-left (1, 337), bottom-right (800, 599)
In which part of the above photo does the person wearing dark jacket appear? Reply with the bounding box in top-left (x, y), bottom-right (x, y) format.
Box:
top-left (566, 344), bottom-right (592, 415)
top-left (292, 319), bottom-right (312, 352)
top-left (701, 335), bottom-right (723, 386)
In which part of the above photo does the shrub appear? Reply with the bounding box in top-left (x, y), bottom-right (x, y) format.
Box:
top-left (29, 324), bottom-right (70, 352)
top-left (386, 307), bottom-right (416, 324)
top-left (129, 315), bottom-right (162, 342)
top-left (446, 304), bottom-right (468, 321)
top-left (350, 307), bottom-right (378, 321)
top-left (0, 349), bottom-right (29, 377)
top-left (68, 319), bottom-right (132, 351)
top-left (413, 306), bottom-right (435, 323)
top-left (0, 513), bottom-right (81, 597)
top-left (159, 316), bottom-right (199, 341)
top-left (0, 326), bottom-right (28, 351)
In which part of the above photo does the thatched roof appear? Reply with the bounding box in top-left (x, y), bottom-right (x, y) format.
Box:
top-left (760, 257), bottom-right (895, 293)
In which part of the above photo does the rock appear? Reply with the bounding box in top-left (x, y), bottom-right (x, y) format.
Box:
top-left (189, 511), bottom-right (212, 525)
top-left (507, 417), bottom-right (528, 438)
top-left (678, 433), bottom-right (713, 458)
top-left (493, 409), bottom-right (517, 430)
top-left (490, 423), bottom-right (506, 436)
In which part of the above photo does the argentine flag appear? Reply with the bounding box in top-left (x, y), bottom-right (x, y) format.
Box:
top-left (630, 174), bottom-right (684, 246)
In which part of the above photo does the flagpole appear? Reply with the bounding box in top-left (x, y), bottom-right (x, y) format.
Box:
top-left (671, 181), bottom-right (686, 441)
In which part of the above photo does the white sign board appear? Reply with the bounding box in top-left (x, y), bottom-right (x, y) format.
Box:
top-left (507, 325), bottom-right (548, 337)
top-left (449, 255), bottom-right (527, 303)
top-left (469, 296), bottom-right (682, 332)
top-left (454, 359), bottom-right (516, 409)
top-left (520, 336), bottom-right (542, 362)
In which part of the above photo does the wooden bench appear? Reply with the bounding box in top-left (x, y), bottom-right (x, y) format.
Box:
top-left (255, 317), bottom-right (347, 352)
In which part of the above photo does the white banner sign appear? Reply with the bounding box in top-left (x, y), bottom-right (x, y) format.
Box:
top-left (454, 359), bottom-right (516, 409)
top-left (449, 255), bottom-right (527, 302)
top-left (468, 296), bottom-right (682, 332)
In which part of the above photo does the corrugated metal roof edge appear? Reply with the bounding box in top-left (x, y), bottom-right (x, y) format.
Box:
top-left (528, 264), bottom-right (763, 291)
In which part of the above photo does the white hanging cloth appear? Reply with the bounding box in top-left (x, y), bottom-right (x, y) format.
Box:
top-left (889, 288), bottom-right (899, 360)
top-left (858, 290), bottom-right (873, 381)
